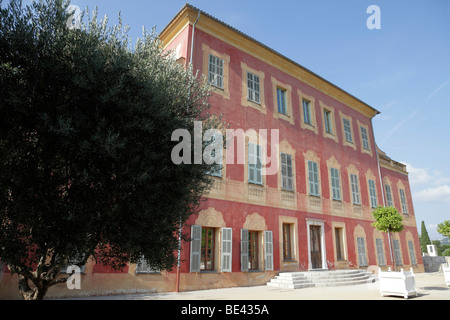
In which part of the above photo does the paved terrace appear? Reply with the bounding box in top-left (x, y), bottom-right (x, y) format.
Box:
top-left (66, 272), bottom-right (449, 300)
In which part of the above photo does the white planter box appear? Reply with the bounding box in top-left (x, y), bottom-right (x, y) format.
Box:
top-left (378, 268), bottom-right (418, 299)
top-left (443, 265), bottom-right (450, 286)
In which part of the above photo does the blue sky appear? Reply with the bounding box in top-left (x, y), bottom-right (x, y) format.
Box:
top-left (22, 0), bottom-right (450, 239)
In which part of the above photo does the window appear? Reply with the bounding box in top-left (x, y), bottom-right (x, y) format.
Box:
top-left (368, 179), bottom-right (377, 208)
top-left (201, 227), bottom-right (215, 271)
top-left (241, 229), bottom-right (273, 272)
top-left (408, 240), bottom-right (417, 265)
top-left (334, 227), bottom-right (345, 260)
top-left (277, 87), bottom-right (287, 115)
top-left (357, 237), bottom-right (368, 267)
top-left (272, 77), bottom-right (293, 124)
top-left (393, 239), bottom-right (403, 266)
top-left (385, 185), bottom-right (393, 207)
top-left (330, 168), bottom-right (341, 201)
top-left (303, 99), bottom-right (312, 125)
top-left (203, 44), bottom-right (230, 99)
top-left (208, 54), bottom-right (223, 88)
top-left (343, 118), bottom-right (353, 143)
top-left (308, 161), bottom-right (320, 196)
top-left (324, 109), bottom-right (332, 134)
top-left (248, 143), bottom-right (262, 185)
top-left (299, 89), bottom-right (318, 133)
top-left (375, 238), bottom-right (386, 266)
top-left (282, 223), bottom-right (292, 261)
top-left (340, 113), bottom-right (356, 150)
top-left (360, 126), bottom-right (370, 150)
top-left (241, 62), bottom-right (266, 113)
top-left (247, 72), bottom-right (260, 104)
top-left (248, 231), bottom-right (259, 270)
top-left (350, 174), bottom-right (361, 204)
top-left (281, 153), bottom-right (293, 191)
top-left (320, 102), bottom-right (337, 142)
top-left (190, 225), bottom-right (232, 273)
top-left (399, 189), bottom-right (408, 214)
top-left (358, 121), bottom-right (372, 155)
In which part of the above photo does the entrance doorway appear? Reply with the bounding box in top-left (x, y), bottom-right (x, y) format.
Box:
top-left (310, 225), bottom-right (322, 269)
top-left (306, 219), bottom-right (327, 270)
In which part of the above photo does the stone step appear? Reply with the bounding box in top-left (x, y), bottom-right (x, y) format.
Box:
top-left (267, 270), bottom-right (376, 289)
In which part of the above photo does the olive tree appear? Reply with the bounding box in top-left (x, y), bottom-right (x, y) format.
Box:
top-left (0, 0), bottom-right (219, 299)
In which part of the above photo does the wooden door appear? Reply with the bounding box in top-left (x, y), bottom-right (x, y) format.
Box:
top-left (310, 225), bottom-right (322, 269)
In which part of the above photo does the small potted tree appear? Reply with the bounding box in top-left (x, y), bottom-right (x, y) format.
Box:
top-left (372, 206), bottom-right (404, 271)
top-left (437, 221), bottom-right (450, 286)
top-left (372, 206), bottom-right (417, 298)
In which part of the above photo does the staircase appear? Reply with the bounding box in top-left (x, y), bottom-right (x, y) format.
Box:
top-left (267, 269), bottom-right (377, 289)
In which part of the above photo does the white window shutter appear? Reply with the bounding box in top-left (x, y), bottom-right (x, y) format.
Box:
top-left (264, 231), bottom-right (274, 271)
top-left (221, 227), bottom-right (232, 272)
top-left (190, 225), bottom-right (201, 273)
top-left (240, 229), bottom-right (249, 272)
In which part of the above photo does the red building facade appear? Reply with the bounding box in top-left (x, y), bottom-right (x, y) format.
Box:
top-left (161, 4), bottom-right (423, 291)
top-left (0, 4), bottom-right (423, 299)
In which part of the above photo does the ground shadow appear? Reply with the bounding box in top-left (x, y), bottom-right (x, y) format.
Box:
top-left (420, 286), bottom-right (449, 291)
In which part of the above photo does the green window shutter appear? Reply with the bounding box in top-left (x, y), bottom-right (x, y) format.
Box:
top-left (385, 185), bottom-right (393, 206)
top-left (249, 143), bottom-right (262, 184)
top-left (330, 168), bottom-right (341, 201)
top-left (369, 179), bottom-right (377, 208)
top-left (357, 237), bottom-right (367, 267)
top-left (281, 153), bottom-right (293, 191)
top-left (351, 174), bottom-right (360, 204)
top-left (221, 227), bottom-right (232, 272)
top-left (393, 239), bottom-right (403, 266)
top-left (248, 143), bottom-right (256, 183)
top-left (240, 229), bottom-right (249, 272)
top-left (376, 238), bottom-right (386, 266)
top-left (190, 225), bottom-right (202, 273)
top-left (361, 127), bottom-right (370, 149)
top-left (408, 241), bottom-right (417, 265)
top-left (343, 118), bottom-right (352, 142)
top-left (399, 189), bottom-right (408, 213)
top-left (264, 231), bottom-right (274, 271)
top-left (308, 161), bottom-right (319, 196)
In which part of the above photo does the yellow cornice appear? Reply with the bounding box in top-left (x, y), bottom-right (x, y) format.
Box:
top-left (160, 4), bottom-right (380, 119)
top-left (378, 156), bottom-right (409, 176)
top-left (159, 8), bottom-right (191, 50)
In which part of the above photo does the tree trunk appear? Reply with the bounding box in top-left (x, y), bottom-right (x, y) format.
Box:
top-left (18, 275), bottom-right (49, 300)
top-left (387, 229), bottom-right (396, 271)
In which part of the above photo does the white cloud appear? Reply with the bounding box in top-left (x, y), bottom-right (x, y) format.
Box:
top-left (415, 185), bottom-right (450, 203)
top-left (402, 163), bottom-right (450, 203)
top-left (403, 163), bottom-right (450, 187)
top-left (403, 163), bottom-right (433, 186)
